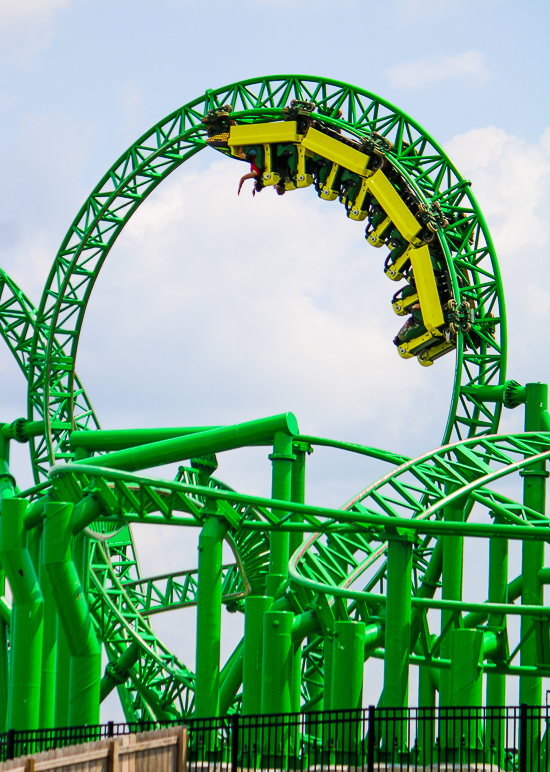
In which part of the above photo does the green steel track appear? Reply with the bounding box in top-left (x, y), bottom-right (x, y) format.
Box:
top-left (26, 75), bottom-right (505, 482)
top-left (1, 75), bottom-right (547, 730)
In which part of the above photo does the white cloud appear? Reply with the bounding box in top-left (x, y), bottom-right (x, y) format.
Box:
top-left (75, 153), bottom-right (452, 501)
top-left (0, 110), bottom-right (95, 304)
top-left (0, 0), bottom-right (71, 25)
top-left (443, 122), bottom-right (550, 405)
top-left (0, 0), bottom-right (73, 69)
top-left (444, 125), bottom-right (550, 257)
top-left (386, 51), bottom-right (490, 89)
top-left (524, 284), bottom-right (550, 318)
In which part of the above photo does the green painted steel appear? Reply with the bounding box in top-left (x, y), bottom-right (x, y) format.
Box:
top-left (79, 414), bottom-right (298, 473)
top-left (0, 571), bottom-right (8, 733)
top-left (384, 539), bottom-right (413, 710)
top-left (24, 76), bottom-right (505, 481)
top-left (243, 596), bottom-right (272, 715)
top-left (267, 431), bottom-right (295, 598)
top-left (0, 74), bottom-right (548, 744)
top-left (486, 535), bottom-right (507, 709)
top-left (521, 384), bottom-right (548, 709)
top-left (331, 621), bottom-right (365, 711)
top-left (450, 630), bottom-right (484, 709)
top-left (38, 554), bottom-right (57, 729)
top-left (520, 383), bottom-right (547, 765)
top-left (195, 516), bottom-right (229, 717)
top-left (261, 611), bottom-right (293, 715)
top-left (43, 501), bottom-right (101, 726)
top-left (0, 498), bottom-right (43, 730)
top-left (54, 622), bottom-right (70, 727)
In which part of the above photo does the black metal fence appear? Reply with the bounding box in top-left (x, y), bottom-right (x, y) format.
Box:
top-left (1, 705), bottom-right (550, 770)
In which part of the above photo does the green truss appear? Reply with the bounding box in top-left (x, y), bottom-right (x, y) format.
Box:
top-left (2, 75), bottom-right (546, 731)
top-left (25, 74), bottom-right (505, 484)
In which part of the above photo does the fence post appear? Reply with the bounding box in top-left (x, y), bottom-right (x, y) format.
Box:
top-left (6, 728), bottom-right (14, 760)
top-left (231, 713), bottom-right (239, 772)
top-left (177, 727), bottom-right (187, 772)
top-left (107, 720), bottom-right (114, 737)
top-left (519, 703), bottom-right (528, 772)
top-left (108, 739), bottom-right (119, 772)
top-left (367, 705), bottom-right (375, 772)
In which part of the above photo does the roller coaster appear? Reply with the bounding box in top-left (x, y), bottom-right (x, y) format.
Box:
top-left (0, 74), bottom-right (548, 757)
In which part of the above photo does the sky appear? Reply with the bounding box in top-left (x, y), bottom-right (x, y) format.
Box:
top-left (0, 0), bottom-right (549, 720)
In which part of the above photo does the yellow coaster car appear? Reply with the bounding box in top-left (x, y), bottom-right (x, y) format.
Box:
top-left (392, 284), bottom-right (419, 316)
top-left (216, 116), bottom-right (464, 368)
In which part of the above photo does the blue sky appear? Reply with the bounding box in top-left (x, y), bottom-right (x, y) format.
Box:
top-left (0, 0), bottom-right (549, 718)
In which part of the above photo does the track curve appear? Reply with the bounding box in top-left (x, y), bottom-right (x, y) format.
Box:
top-left (26, 75), bottom-right (506, 483)
top-left (0, 76), bottom-right (533, 726)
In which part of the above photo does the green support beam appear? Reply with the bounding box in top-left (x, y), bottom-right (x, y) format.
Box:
top-left (54, 620), bottom-right (71, 727)
top-left (0, 569), bottom-right (8, 733)
top-left (219, 642), bottom-right (244, 715)
top-left (0, 498), bottom-right (44, 730)
top-left (440, 492), bottom-right (465, 707)
top-left (70, 426), bottom-right (222, 452)
top-left (243, 595), bottom-right (272, 715)
top-left (100, 642), bottom-right (141, 703)
top-left (261, 611), bottom-right (293, 714)
top-left (520, 383), bottom-right (548, 709)
top-left (486, 535), bottom-right (508, 708)
top-left (266, 431), bottom-right (295, 598)
top-left (38, 544), bottom-right (57, 729)
top-left (384, 538), bottom-right (413, 710)
top-left (331, 620), bottom-right (365, 710)
top-left (520, 383), bottom-right (547, 767)
top-left (80, 413), bottom-right (299, 473)
top-left (289, 443), bottom-right (307, 712)
top-left (195, 515), bottom-right (229, 717)
top-left (2, 73), bottom-right (550, 728)
top-left (43, 501), bottom-right (101, 726)
top-left (449, 629), bottom-right (484, 751)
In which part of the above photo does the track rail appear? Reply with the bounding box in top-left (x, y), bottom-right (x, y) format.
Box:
top-left (0, 76), bottom-right (518, 722)
top-left (27, 75), bottom-right (505, 484)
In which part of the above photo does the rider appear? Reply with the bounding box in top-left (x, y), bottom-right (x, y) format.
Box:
top-left (237, 147), bottom-right (286, 196)
top-left (393, 303), bottom-right (424, 345)
top-left (237, 148), bottom-right (264, 196)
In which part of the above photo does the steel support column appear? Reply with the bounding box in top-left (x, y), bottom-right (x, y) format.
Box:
top-left (487, 535), bottom-right (507, 706)
top-left (0, 438), bottom-right (11, 731)
top-left (266, 431), bottom-right (295, 598)
top-left (450, 629), bottom-right (483, 753)
top-left (331, 620), bottom-right (365, 709)
top-left (520, 383), bottom-right (547, 711)
top-left (384, 537), bottom-right (413, 708)
top-left (39, 538), bottom-right (57, 729)
top-left (323, 634), bottom-right (334, 710)
top-left (383, 537), bottom-right (413, 753)
top-left (331, 620), bottom-right (365, 760)
top-left (261, 610), bottom-right (293, 714)
top-left (43, 501), bottom-right (100, 726)
top-left (195, 515), bottom-right (229, 717)
top-left (485, 535), bottom-right (508, 764)
top-left (242, 595), bottom-right (272, 715)
top-left (0, 569), bottom-right (7, 733)
top-left (290, 443), bottom-right (307, 712)
top-left (520, 383), bottom-right (547, 768)
top-left (54, 621), bottom-right (70, 727)
top-left (440, 494), bottom-right (465, 707)
top-left (0, 498), bottom-right (43, 730)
